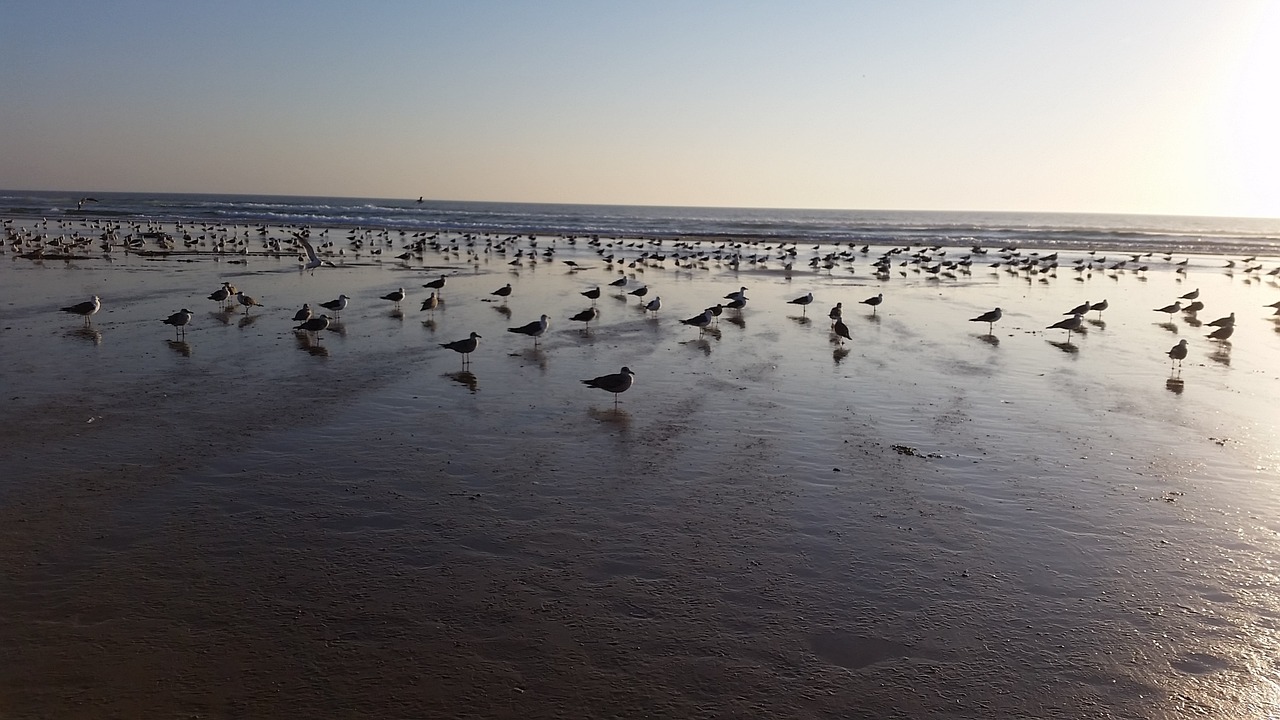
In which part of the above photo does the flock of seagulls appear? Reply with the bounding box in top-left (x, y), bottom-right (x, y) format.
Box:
top-left (39, 212), bottom-right (1280, 400)
top-left (55, 261), bottom-right (1273, 393)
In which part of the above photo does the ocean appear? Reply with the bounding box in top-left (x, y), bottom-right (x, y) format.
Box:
top-left (4, 189), bottom-right (1280, 257)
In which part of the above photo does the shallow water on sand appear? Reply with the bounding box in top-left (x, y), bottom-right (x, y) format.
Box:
top-left (2, 228), bottom-right (1280, 718)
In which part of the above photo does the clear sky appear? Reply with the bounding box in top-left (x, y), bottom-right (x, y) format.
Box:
top-left (3, 1), bottom-right (1278, 217)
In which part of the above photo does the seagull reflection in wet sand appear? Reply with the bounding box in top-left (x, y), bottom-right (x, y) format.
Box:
top-left (446, 371), bottom-right (478, 393)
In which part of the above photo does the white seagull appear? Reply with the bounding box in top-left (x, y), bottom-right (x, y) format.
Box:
top-left (61, 295), bottom-right (101, 325)
top-left (508, 315), bottom-right (550, 346)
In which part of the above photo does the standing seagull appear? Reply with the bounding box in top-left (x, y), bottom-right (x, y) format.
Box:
top-left (861, 293), bottom-right (884, 315)
top-left (508, 314), bottom-right (550, 346)
top-left (680, 308), bottom-right (714, 337)
top-left (1179, 288), bottom-right (1200, 301)
top-left (61, 295), bottom-right (101, 326)
top-left (970, 307), bottom-right (1002, 334)
top-left (1207, 324), bottom-right (1235, 341)
top-left (440, 331), bottom-right (481, 365)
top-left (207, 283), bottom-right (233, 308)
top-left (1065, 300), bottom-right (1091, 316)
top-left (828, 302), bottom-right (843, 325)
top-left (382, 287), bottom-right (406, 308)
top-left (162, 308), bottom-right (193, 338)
top-left (1047, 313), bottom-right (1084, 341)
top-left (491, 283), bottom-right (513, 300)
top-left (320, 294), bottom-right (349, 317)
top-left (1153, 301), bottom-right (1182, 318)
top-left (420, 292), bottom-right (440, 314)
top-left (1090, 299), bottom-right (1108, 318)
top-left (423, 276), bottom-right (447, 296)
top-left (833, 318), bottom-right (851, 345)
top-left (583, 366), bottom-right (635, 406)
top-left (644, 296), bottom-right (662, 315)
top-left (570, 306), bottom-right (598, 332)
top-left (292, 303), bottom-right (313, 322)
top-left (724, 286), bottom-right (748, 303)
top-left (236, 291), bottom-right (264, 315)
top-left (628, 285), bottom-right (649, 300)
top-left (581, 286), bottom-right (601, 303)
top-left (788, 292), bottom-right (814, 314)
top-left (1168, 338), bottom-right (1188, 368)
top-left (294, 314), bottom-right (331, 340)
top-left (1206, 312), bottom-right (1235, 328)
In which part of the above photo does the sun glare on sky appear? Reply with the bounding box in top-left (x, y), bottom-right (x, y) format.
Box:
top-left (1215, 2), bottom-right (1280, 218)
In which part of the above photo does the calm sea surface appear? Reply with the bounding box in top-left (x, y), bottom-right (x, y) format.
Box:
top-left (4, 189), bottom-right (1280, 256)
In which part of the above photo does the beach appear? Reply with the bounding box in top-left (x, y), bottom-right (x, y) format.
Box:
top-left (2, 209), bottom-right (1280, 718)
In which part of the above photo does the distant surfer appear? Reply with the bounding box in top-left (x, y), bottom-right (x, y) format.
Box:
top-left (416, 196), bottom-right (424, 204)
top-left (76, 197), bottom-right (99, 211)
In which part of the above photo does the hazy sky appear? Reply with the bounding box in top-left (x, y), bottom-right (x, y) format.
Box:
top-left (3, 1), bottom-right (1278, 217)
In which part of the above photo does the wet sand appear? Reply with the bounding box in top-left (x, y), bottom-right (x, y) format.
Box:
top-left (2, 223), bottom-right (1280, 718)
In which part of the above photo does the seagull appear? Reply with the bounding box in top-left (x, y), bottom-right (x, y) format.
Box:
top-left (725, 294), bottom-right (748, 311)
top-left (583, 366), bottom-right (635, 406)
top-left (861, 293), bottom-right (884, 315)
top-left (681, 308), bottom-right (714, 336)
top-left (1179, 288), bottom-right (1200, 300)
top-left (491, 283), bottom-right (513, 300)
top-left (644, 296), bottom-right (661, 314)
top-left (724, 286), bottom-right (748, 302)
top-left (1065, 300), bottom-right (1091, 316)
top-left (1207, 324), bottom-right (1234, 341)
top-left (833, 318), bottom-right (851, 345)
top-left (1206, 312), bottom-right (1235, 328)
top-left (628, 285), bottom-right (649, 299)
top-left (1047, 313), bottom-right (1084, 341)
top-left (609, 277), bottom-right (629, 287)
top-left (299, 236), bottom-right (331, 272)
top-left (1182, 300), bottom-right (1205, 314)
top-left (1089, 299), bottom-right (1108, 317)
top-left (788, 292), bottom-right (814, 314)
top-left (828, 302), bottom-right (843, 324)
top-left (440, 331), bottom-right (481, 364)
top-left (420, 292), bottom-right (440, 313)
top-left (423, 276), bottom-right (447, 294)
top-left (508, 315), bottom-right (549, 346)
top-left (61, 295), bottom-right (101, 325)
top-left (382, 287), bottom-right (406, 307)
top-left (581, 286), bottom-right (601, 302)
top-left (162, 308), bottom-right (193, 338)
top-left (294, 314), bottom-right (331, 340)
top-left (970, 307), bottom-right (1002, 334)
top-left (570, 306), bottom-right (598, 332)
top-left (292, 303), bottom-right (312, 322)
top-left (1168, 338), bottom-right (1188, 368)
top-left (76, 197), bottom-right (99, 211)
top-left (236, 291), bottom-right (263, 315)
top-left (320, 294), bottom-right (349, 317)
top-left (207, 283), bottom-right (232, 307)
top-left (1153, 301), bottom-right (1182, 317)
